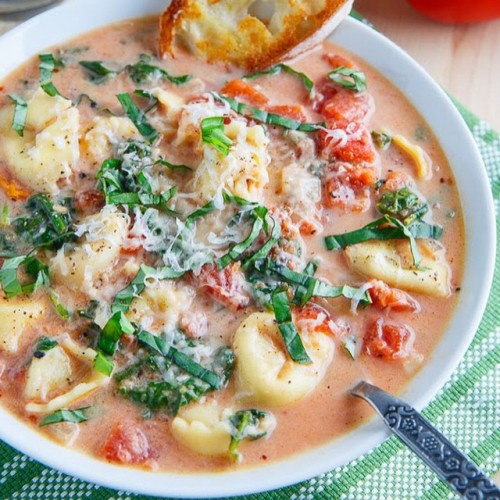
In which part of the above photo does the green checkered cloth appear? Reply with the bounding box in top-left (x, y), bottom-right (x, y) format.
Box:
top-left (1, 15), bottom-right (499, 500)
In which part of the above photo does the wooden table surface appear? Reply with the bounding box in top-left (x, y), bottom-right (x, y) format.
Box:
top-left (1, 0), bottom-right (499, 130)
top-left (356, 0), bottom-right (500, 130)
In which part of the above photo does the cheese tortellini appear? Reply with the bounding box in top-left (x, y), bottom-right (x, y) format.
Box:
top-left (127, 280), bottom-right (195, 332)
top-left (233, 312), bottom-right (334, 407)
top-left (192, 119), bottom-right (270, 203)
top-left (345, 239), bottom-right (450, 297)
top-left (81, 116), bottom-right (139, 165)
top-left (0, 88), bottom-right (79, 194)
top-left (171, 403), bottom-right (232, 456)
top-left (50, 206), bottom-right (129, 293)
top-left (0, 296), bottom-right (47, 353)
top-left (24, 346), bottom-right (72, 401)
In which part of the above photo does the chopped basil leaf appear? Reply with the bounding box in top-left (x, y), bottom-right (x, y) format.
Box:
top-left (1, 204), bottom-right (9, 226)
top-left (271, 288), bottom-right (312, 364)
top-left (343, 336), bottom-right (358, 359)
top-left (136, 330), bottom-right (223, 389)
top-left (213, 93), bottom-right (325, 132)
top-left (201, 116), bottom-right (233, 155)
top-left (8, 95), bottom-right (28, 136)
top-left (324, 217), bottom-right (442, 251)
top-left (328, 66), bottom-right (367, 92)
top-left (228, 409), bottom-right (273, 459)
top-left (371, 130), bottom-right (392, 149)
top-left (385, 215), bottom-right (423, 267)
top-left (97, 311), bottom-right (135, 356)
top-left (94, 351), bottom-right (114, 376)
top-left (116, 92), bottom-right (159, 143)
top-left (0, 255), bottom-right (50, 298)
top-left (242, 214), bottom-right (280, 269)
top-left (39, 407), bottom-right (90, 427)
top-left (185, 200), bottom-right (217, 227)
top-left (39, 53), bottom-right (63, 97)
top-left (35, 336), bottom-right (58, 352)
top-left (79, 60), bottom-right (117, 83)
top-left (244, 64), bottom-right (315, 98)
top-left (156, 158), bottom-right (192, 172)
top-left (127, 54), bottom-right (191, 85)
top-left (111, 265), bottom-right (185, 315)
top-left (377, 187), bottom-right (428, 226)
top-left (13, 194), bottom-right (76, 251)
top-left (49, 290), bottom-right (71, 320)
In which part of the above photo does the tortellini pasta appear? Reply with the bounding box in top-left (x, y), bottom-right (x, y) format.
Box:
top-left (345, 239), bottom-right (450, 297)
top-left (0, 296), bottom-right (47, 353)
top-left (24, 346), bottom-right (72, 401)
top-left (171, 403), bottom-right (232, 456)
top-left (233, 312), bottom-right (334, 407)
top-left (81, 116), bottom-right (139, 165)
top-left (127, 280), bottom-right (195, 332)
top-left (50, 207), bottom-right (129, 294)
top-left (192, 119), bottom-right (270, 203)
top-left (0, 88), bottom-right (79, 194)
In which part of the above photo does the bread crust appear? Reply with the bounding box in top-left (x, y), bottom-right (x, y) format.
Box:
top-left (159, 0), bottom-right (354, 70)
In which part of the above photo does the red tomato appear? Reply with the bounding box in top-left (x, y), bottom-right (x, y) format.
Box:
top-left (295, 303), bottom-right (347, 337)
top-left (266, 104), bottom-right (307, 122)
top-left (407, 0), bottom-right (500, 23)
top-left (100, 424), bottom-right (152, 465)
top-left (220, 79), bottom-right (269, 107)
top-left (196, 262), bottom-right (250, 310)
top-left (363, 318), bottom-right (416, 361)
top-left (367, 280), bottom-right (420, 313)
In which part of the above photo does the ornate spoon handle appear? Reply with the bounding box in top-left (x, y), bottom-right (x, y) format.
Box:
top-left (350, 381), bottom-right (500, 499)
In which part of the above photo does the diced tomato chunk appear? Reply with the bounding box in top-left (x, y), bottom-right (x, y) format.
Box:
top-left (221, 79), bottom-right (269, 107)
top-left (325, 53), bottom-right (358, 70)
top-left (74, 189), bottom-right (105, 216)
top-left (0, 174), bottom-right (30, 201)
top-left (363, 318), bottom-right (416, 361)
top-left (266, 104), bottom-right (307, 122)
top-left (295, 303), bottom-right (347, 337)
top-left (322, 163), bottom-right (375, 212)
top-left (100, 424), bottom-right (152, 465)
top-left (320, 90), bottom-right (373, 125)
top-left (367, 280), bottom-right (420, 312)
top-left (381, 171), bottom-right (411, 193)
top-left (196, 262), bottom-right (250, 310)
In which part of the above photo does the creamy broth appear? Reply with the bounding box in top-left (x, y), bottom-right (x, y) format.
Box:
top-left (0, 17), bottom-right (464, 472)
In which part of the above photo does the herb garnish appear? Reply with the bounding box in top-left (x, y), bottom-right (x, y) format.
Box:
top-left (79, 60), bottom-right (118, 83)
top-left (39, 407), bottom-right (90, 427)
top-left (244, 64), bottom-right (315, 98)
top-left (93, 351), bottom-right (115, 377)
top-left (213, 93), bottom-right (325, 132)
top-left (8, 95), bottom-right (28, 136)
top-left (116, 92), bottom-right (159, 143)
top-left (127, 54), bottom-right (191, 85)
top-left (39, 53), bottom-right (63, 97)
top-left (371, 130), bottom-right (392, 150)
top-left (0, 255), bottom-right (50, 298)
top-left (271, 288), bottom-right (312, 364)
top-left (200, 116), bottom-right (233, 155)
top-left (328, 67), bottom-right (367, 92)
top-left (49, 291), bottom-right (71, 320)
top-left (377, 187), bottom-right (428, 226)
top-left (35, 336), bottom-right (58, 352)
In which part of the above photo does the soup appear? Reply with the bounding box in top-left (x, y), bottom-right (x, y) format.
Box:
top-left (0, 16), bottom-right (464, 472)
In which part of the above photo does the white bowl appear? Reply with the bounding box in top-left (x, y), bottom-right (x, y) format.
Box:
top-left (0, 0), bottom-right (495, 497)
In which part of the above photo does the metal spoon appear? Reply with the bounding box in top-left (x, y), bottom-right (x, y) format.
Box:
top-left (350, 381), bottom-right (500, 499)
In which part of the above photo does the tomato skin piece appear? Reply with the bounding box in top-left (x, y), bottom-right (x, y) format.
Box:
top-left (295, 303), bottom-right (349, 338)
top-left (319, 89), bottom-right (373, 126)
top-left (74, 189), bottom-right (105, 216)
top-left (100, 424), bottom-right (152, 465)
top-left (381, 171), bottom-right (411, 193)
top-left (367, 280), bottom-right (420, 313)
top-left (363, 318), bottom-right (416, 361)
top-left (407, 0), bottom-right (500, 23)
top-left (220, 79), bottom-right (269, 107)
top-left (266, 104), bottom-right (307, 122)
top-left (196, 262), bottom-right (250, 310)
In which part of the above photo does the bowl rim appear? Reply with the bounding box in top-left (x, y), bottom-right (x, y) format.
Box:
top-left (0, 0), bottom-right (495, 498)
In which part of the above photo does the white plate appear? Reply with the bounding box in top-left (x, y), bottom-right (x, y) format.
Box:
top-left (0, 0), bottom-right (495, 497)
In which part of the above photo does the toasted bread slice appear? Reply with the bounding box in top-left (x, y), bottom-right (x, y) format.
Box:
top-left (159, 0), bottom-right (354, 70)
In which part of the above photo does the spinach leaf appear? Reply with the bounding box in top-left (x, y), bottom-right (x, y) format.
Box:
top-left (117, 93), bottom-right (159, 143)
top-left (228, 409), bottom-right (273, 459)
top-left (97, 311), bottom-right (135, 356)
top-left (377, 187), bottom-right (428, 226)
top-left (0, 255), bottom-right (50, 298)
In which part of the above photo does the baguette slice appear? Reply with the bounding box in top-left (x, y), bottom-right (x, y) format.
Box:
top-left (159, 0), bottom-right (354, 70)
